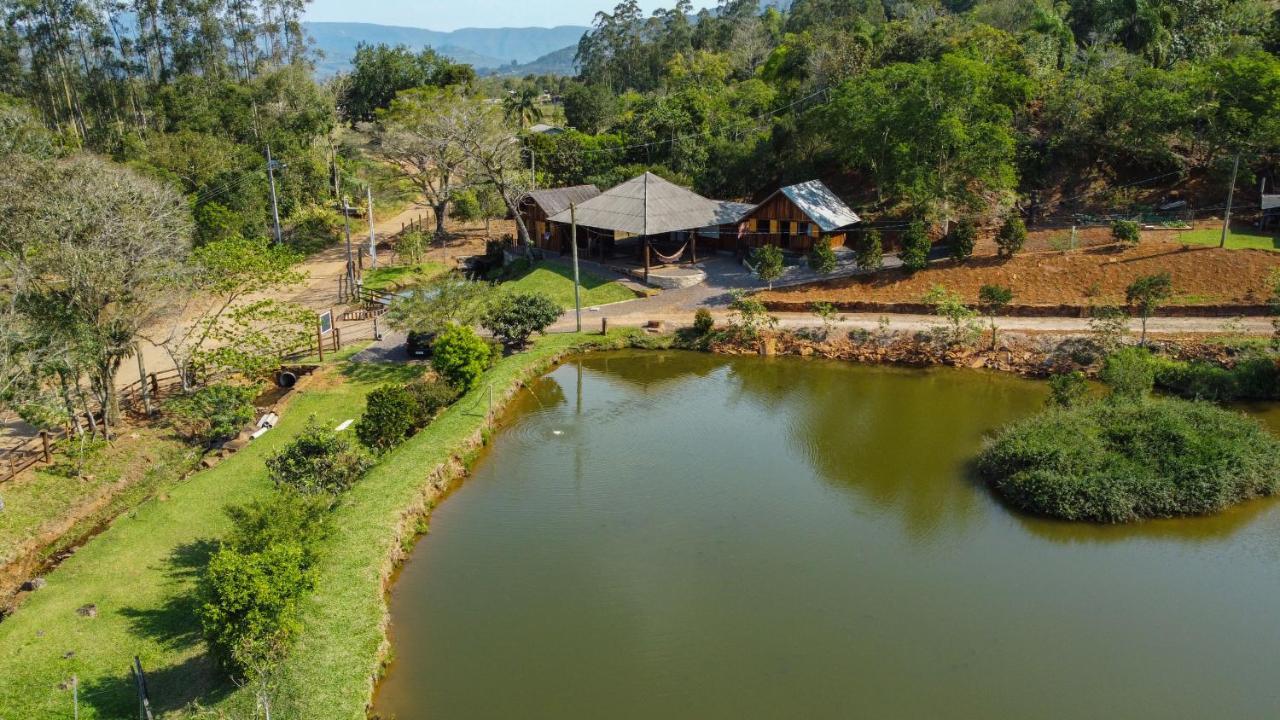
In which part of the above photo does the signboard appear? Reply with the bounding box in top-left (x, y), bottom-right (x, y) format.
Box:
top-left (318, 309), bottom-right (334, 336)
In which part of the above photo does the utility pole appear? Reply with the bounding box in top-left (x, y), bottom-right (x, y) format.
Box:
top-left (342, 194), bottom-right (355, 295)
top-left (366, 185), bottom-right (378, 268)
top-left (530, 148), bottom-right (536, 189)
top-left (1220, 151), bottom-right (1241, 248)
top-left (265, 144), bottom-right (283, 245)
top-left (570, 203), bottom-right (582, 332)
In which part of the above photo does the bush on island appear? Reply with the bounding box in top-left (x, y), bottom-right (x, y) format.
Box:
top-left (978, 397), bottom-right (1280, 522)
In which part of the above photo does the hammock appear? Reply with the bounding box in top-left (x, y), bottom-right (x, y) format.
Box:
top-left (652, 243), bottom-right (687, 264)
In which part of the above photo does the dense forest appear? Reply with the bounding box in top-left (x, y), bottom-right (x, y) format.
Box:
top-left (529, 0), bottom-right (1280, 229)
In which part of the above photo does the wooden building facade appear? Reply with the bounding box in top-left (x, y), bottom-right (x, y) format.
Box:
top-left (737, 180), bottom-right (861, 254)
top-left (518, 185), bottom-right (601, 254)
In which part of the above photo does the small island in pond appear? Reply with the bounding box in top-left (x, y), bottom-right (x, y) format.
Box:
top-left (979, 395), bottom-right (1280, 523)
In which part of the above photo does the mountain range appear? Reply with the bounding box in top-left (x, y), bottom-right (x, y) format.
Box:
top-left (304, 22), bottom-right (587, 77)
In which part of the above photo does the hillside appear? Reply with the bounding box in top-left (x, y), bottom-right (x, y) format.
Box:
top-left (305, 21), bottom-right (587, 76)
top-left (484, 45), bottom-right (578, 77)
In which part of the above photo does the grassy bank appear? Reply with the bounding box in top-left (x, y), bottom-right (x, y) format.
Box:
top-left (0, 330), bottom-right (631, 719)
top-left (361, 261), bottom-right (449, 292)
top-left (1174, 227), bottom-right (1280, 252)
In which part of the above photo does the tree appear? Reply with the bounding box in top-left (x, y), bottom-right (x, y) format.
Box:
top-left (431, 324), bottom-right (493, 391)
top-left (823, 54), bottom-right (1026, 224)
top-left (1111, 219), bottom-right (1141, 248)
top-left (483, 292), bottom-right (562, 346)
top-left (340, 43), bottom-right (474, 123)
top-left (996, 216), bottom-right (1026, 258)
top-left (727, 289), bottom-right (777, 341)
top-left (266, 421), bottom-right (372, 497)
top-left (978, 284), bottom-right (1014, 351)
top-left (386, 278), bottom-right (494, 335)
top-left (808, 237), bottom-right (838, 274)
top-left (376, 87), bottom-right (474, 236)
top-left (563, 82), bottom-right (618, 134)
top-left (144, 235), bottom-right (304, 389)
top-left (900, 220), bottom-right (932, 272)
top-left (503, 84), bottom-right (544, 128)
top-left (751, 244), bottom-right (785, 288)
top-left (947, 219), bottom-right (977, 263)
top-left (1126, 272), bottom-right (1173, 345)
top-left (355, 385), bottom-right (419, 453)
top-left (0, 153), bottom-right (190, 435)
top-left (853, 230), bottom-right (883, 271)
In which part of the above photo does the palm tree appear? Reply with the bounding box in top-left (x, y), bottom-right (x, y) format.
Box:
top-left (503, 86), bottom-right (543, 128)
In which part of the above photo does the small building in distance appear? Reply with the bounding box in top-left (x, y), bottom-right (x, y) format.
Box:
top-left (528, 123), bottom-right (565, 136)
top-left (519, 185), bottom-right (601, 253)
top-left (738, 180), bottom-right (861, 253)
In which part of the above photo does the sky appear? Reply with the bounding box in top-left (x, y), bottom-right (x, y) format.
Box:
top-left (304, 0), bottom-right (685, 31)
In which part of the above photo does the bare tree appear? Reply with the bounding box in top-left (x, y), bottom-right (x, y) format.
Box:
top-left (453, 102), bottom-right (535, 248)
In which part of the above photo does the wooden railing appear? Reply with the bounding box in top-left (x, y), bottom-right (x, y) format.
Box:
top-left (0, 368), bottom-right (185, 485)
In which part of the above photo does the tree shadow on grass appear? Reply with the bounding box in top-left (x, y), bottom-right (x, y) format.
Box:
top-left (341, 361), bottom-right (426, 385)
top-left (119, 539), bottom-right (215, 651)
top-left (80, 651), bottom-right (234, 718)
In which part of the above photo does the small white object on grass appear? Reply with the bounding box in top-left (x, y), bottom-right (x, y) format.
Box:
top-left (552, 430), bottom-right (563, 436)
top-left (335, 419), bottom-right (354, 432)
top-left (250, 427), bottom-right (270, 440)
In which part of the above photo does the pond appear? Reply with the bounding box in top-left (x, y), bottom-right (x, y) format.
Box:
top-left (373, 351), bottom-right (1280, 719)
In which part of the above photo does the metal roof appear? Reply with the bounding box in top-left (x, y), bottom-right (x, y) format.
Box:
top-left (522, 185), bottom-right (601, 217)
top-left (547, 173), bottom-right (728, 235)
top-left (1263, 194), bottom-right (1280, 211)
top-left (528, 123), bottom-right (565, 135)
top-left (756, 180), bottom-right (861, 231)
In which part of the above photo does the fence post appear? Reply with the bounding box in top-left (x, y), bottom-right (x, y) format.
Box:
top-left (149, 373), bottom-right (160, 398)
top-left (41, 431), bottom-right (50, 463)
top-left (334, 327), bottom-right (342, 352)
top-left (601, 318), bottom-right (609, 335)
top-left (316, 324), bottom-right (325, 362)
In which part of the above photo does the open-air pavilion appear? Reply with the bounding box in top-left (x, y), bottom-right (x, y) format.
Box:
top-left (547, 172), bottom-right (740, 281)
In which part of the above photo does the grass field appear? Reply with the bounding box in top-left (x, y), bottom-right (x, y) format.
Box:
top-left (361, 261), bottom-right (449, 292)
top-left (1174, 227), bottom-right (1280, 251)
top-left (0, 331), bottom-right (632, 719)
top-left (504, 260), bottom-right (638, 309)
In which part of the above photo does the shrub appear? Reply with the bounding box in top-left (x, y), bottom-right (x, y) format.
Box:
top-left (431, 324), bottom-right (493, 391)
top-left (977, 397), bottom-right (1280, 522)
top-left (1101, 346), bottom-right (1155, 400)
top-left (1048, 371), bottom-right (1089, 407)
top-left (978, 284), bottom-right (1013, 351)
top-left (946, 220), bottom-right (977, 262)
top-left (355, 385), bottom-right (418, 453)
top-left (923, 285), bottom-right (980, 347)
top-left (727, 289), bottom-right (777, 341)
top-left (266, 421), bottom-right (371, 497)
top-left (405, 378), bottom-right (459, 426)
top-left (164, 383), bottom-right (258, 444)
top-left (396, 228), bottom-right (429, 265)
top-left (693, 307), bottom-right (714, 335)
top-left (1126, 271), bottom-right (1172, 345)
top-left (1153, 356), bottom-right (1280, 401)
top-left (286, 205), bottom-right (342, 255)
top-left (751, 244), bottom-right (784, 288)
top-left (995, 216), bottom-right (1026, 258)
top-left (482, 291), bottom-right (562, 346)
top-left (1088, 305), bottom-right (1130, 352)
top-left (1111, 219), bottom-right (1141, 247)
top-left (197, 492), bottom-right (329, 677)
top-left (807, 237), bottom-right (838, 274)
top-left (853, 230), bottom-right (883, 271)
top-left (899, 220), bottom-right (931, 272)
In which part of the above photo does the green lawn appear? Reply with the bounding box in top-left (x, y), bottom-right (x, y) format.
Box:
top-left (504, 260), bottom-right (639, 309)
top-left (361, 261), bottom-right (449, 292)
top-left (1173, 227), bottom-right (1280, 251)
top-left (0, 330), bottom-right (635, 719)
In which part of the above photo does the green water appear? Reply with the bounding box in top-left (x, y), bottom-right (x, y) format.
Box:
top-left (373, 351), bottom-right (1280, 719)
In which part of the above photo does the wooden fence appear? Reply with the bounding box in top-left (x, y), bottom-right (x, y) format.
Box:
top-left (0, 368), bottom-right (185, 485)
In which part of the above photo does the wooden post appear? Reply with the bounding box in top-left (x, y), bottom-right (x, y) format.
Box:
top-left (149, 373), bottom-right (160, 398)
top-left (643, 239), bottom-right (651, 283)
top-left (316, 324), bottom-right (325, 362)
top-left (41, 431), bottom-right (50, 463)
top-left (690, 233), bottom-right (698, 264)
top-left (601, 318), bottom-right (609, 335)
top-left (333, 327), bottom-right (341, 352)
top-left (135, 349), bottom-right (152, 416)
top-left (570, 203), bottom-right (582, 332)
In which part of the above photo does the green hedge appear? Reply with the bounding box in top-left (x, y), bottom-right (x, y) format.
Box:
top-left (978, 397), bottom-right (1280, 522)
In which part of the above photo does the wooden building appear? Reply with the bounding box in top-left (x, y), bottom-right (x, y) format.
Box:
top-left (518, 185), bottom-right (601, 253)
top-left (738, 180), bottom-right (861, 253)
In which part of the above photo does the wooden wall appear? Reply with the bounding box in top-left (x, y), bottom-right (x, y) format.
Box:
top-left (738, 193), bottom-right (845, 253)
